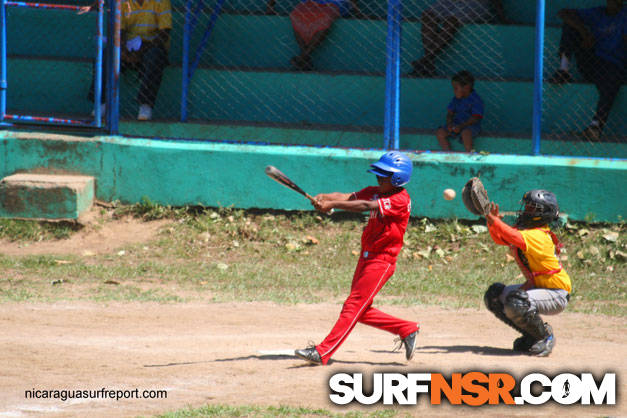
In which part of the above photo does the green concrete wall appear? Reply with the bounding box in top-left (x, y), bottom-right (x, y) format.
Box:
top-left (1, 132), bottom-right (625, 222)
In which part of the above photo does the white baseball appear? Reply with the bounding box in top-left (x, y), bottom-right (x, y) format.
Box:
top-left (443, 188), bottom-right (456, 200)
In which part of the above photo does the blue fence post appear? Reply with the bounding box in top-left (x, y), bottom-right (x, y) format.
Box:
top-left (0, 0), bottom-right (7, 122)
top-left (384, 0), bottom-right (401, 150)
top-left (532, 0), bottom-right (545, 155)
top-left (94, 0), bottom-right (104, 128)
top-left (106, 0), bottom-right (120, 134)
top-left (181, 0), bottom-right (191, 122)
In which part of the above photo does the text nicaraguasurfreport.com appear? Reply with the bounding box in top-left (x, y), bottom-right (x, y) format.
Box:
top-left (25, 388), bottom-right (167, 401)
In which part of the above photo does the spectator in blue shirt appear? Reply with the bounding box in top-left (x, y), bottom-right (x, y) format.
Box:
top-left (436, 70), bottom-right (484, 152)
top-left (548, 0), bottom-right (625, 140)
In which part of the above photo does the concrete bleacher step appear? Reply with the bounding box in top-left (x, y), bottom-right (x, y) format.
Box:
top-left (6, 58), bottom-right (626, 137)
top-left (0, 173), bottom-right (95, 220)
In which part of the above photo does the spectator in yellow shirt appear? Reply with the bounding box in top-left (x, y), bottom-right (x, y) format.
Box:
top-left (88, 0), bottom-right (172, 120)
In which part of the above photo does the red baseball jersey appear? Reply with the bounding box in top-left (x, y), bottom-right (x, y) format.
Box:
top-left (353, 186), bottom-right (411, 259)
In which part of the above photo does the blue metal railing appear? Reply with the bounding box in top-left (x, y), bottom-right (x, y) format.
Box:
top-left (0, 0), bottom-right (105, 128)
top-left (532, 0), bottom-right (545, 156)
top-left (181, 0), bottom-right (225, 122)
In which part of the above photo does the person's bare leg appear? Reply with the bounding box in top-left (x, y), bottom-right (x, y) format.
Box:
top-left (461, 128), bottom-right (473, 152)
top-left (437, 128), bottom-right (451, 151)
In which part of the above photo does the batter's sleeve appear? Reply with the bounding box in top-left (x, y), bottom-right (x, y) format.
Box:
top-left (377, 192), bottom-right (410, 219)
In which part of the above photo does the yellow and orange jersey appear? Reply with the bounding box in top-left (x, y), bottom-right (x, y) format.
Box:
top-left (122, 0), bottom-right (172, 48)
top-left (519, 226), bottom-right (571, 293)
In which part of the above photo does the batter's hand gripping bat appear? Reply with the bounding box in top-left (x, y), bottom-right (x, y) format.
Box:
top-left (264, 165), bottom-right (333, 214)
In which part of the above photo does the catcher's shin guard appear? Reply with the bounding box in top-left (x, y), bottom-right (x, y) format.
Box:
top-left (484, 283), bottom-right (535, 338)
top-left (503, 290), bottom-right (549, 341)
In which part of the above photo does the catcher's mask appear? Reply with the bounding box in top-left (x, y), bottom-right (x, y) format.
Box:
top-left (515, 189), bottom-right (560, 228)
top-left (367, 151), bottom-right (412, 187)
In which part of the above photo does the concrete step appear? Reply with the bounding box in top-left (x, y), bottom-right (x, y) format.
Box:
top-left (0, 173), bottom-right (94, 220)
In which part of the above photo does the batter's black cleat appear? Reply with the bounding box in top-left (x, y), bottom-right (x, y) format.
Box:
top-left (295, 345), bottom-right (322, 364)
top-left (513, 334), bottom-right (536, 352)
top-left (528, 323), bottom-right (555, 357)
top-left (394, 330), bottom-right (418, 361)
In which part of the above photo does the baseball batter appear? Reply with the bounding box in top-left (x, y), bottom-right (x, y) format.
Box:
top-left (294, 151), bottom-right (419, 365)
top-left (483, 190), bottom-right (572, 357)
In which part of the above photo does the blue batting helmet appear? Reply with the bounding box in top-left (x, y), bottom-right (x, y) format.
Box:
top-left (367, 151), bottom-right (413, 187)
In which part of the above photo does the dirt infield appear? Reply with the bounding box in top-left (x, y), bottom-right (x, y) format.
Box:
top-left (0, 301), bottom-right (624, 417)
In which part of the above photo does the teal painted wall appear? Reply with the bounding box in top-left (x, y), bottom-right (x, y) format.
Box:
top-left (120, 121), bottom-right (627, 159)
top-left (1, 133), bottom-right (625, 222)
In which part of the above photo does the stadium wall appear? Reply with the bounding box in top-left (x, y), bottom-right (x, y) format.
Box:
top-left (0, 132), bottom-right (625, 222)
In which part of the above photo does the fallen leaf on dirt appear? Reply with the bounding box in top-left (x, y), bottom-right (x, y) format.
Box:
top-left (602, 232), bottom-right (619, 242)
top-left (428, 265), bottom-right (433, 271)
top-left (285, 242), bottom-right (301, 252)
top-left (54, 260), bottom-right (72, 265)
top-left (479, 243), bottom-right (490, 252)
top-left (505, 254), bottom-right (515, 262)
top-left (303, 235), bottom-right (319, 245)
top-left (352, 250), bottom-right (360, 256)
top-left (577, 229), bottom-right (590, 237)
top-left (103, 280), bottom-right (119, 285)
top-left (615, 250), bottom-right (626, 261)
top-left (418, 247), bottom-right (432, 259)
top-left (425, 224), bottom-right (436, 233)
top-left (82, 250), bottom-right (96, 257)
top-left (589, 246), bottom-right (600, 256)
top-left (435, 248), bottom-right (445, 258)
top-left (472, 225), bottom-right (487, 234)
top-left (576, 250), bottom-right (585, 259)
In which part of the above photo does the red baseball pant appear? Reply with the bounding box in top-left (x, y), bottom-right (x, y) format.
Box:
top-left (316, 255), bottom-right (419, 364)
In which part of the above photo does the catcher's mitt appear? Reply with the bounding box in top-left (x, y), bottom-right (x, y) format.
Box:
top-left (462, 177), bottom-right (490, 216)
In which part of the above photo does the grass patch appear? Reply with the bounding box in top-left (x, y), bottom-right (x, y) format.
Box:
top-left (0, 218), bottom-right (79, 241)
top-left (157, 404), bottom-right (402, 418)
top-left (0, 205), bottom-right (624, 315)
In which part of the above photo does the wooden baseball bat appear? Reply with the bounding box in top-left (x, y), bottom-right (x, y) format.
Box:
top-left (264, 165), bottom-right (333, 214)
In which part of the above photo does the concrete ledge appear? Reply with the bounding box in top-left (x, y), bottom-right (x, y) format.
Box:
top-left (0, 173), bottom-right (95, 220)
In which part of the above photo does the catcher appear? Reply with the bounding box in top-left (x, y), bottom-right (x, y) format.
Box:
top-left (463, 181), bottom-right (571, 357)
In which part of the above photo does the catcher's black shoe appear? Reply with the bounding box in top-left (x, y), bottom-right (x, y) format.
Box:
top-left (295, 346), bottom-right (322, 364)
top-left (394, 330), bottom-right (418, 361)
top-left (528, 323), bottom-right (555, 357)
top-left (513, 334), bottom-right (536, 352)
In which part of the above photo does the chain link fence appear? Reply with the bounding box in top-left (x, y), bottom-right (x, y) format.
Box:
top-left (2, 0), bottom-right (625, 157)
top-left (3, 0), bottom-right (101, 126)
top-left (541, 1), bottom-right (625, 147)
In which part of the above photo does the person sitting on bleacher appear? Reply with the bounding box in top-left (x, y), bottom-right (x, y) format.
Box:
top-left (436, 70), bottom-right (484, 153)
top-left (410, 0), bottom-right (506, 77)
top-left (86, 0), bottom-right (172, 121)
top-left (267, 0), bottom-right (361, 71)
top-left (548, 0), bottom-right (625, 141)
